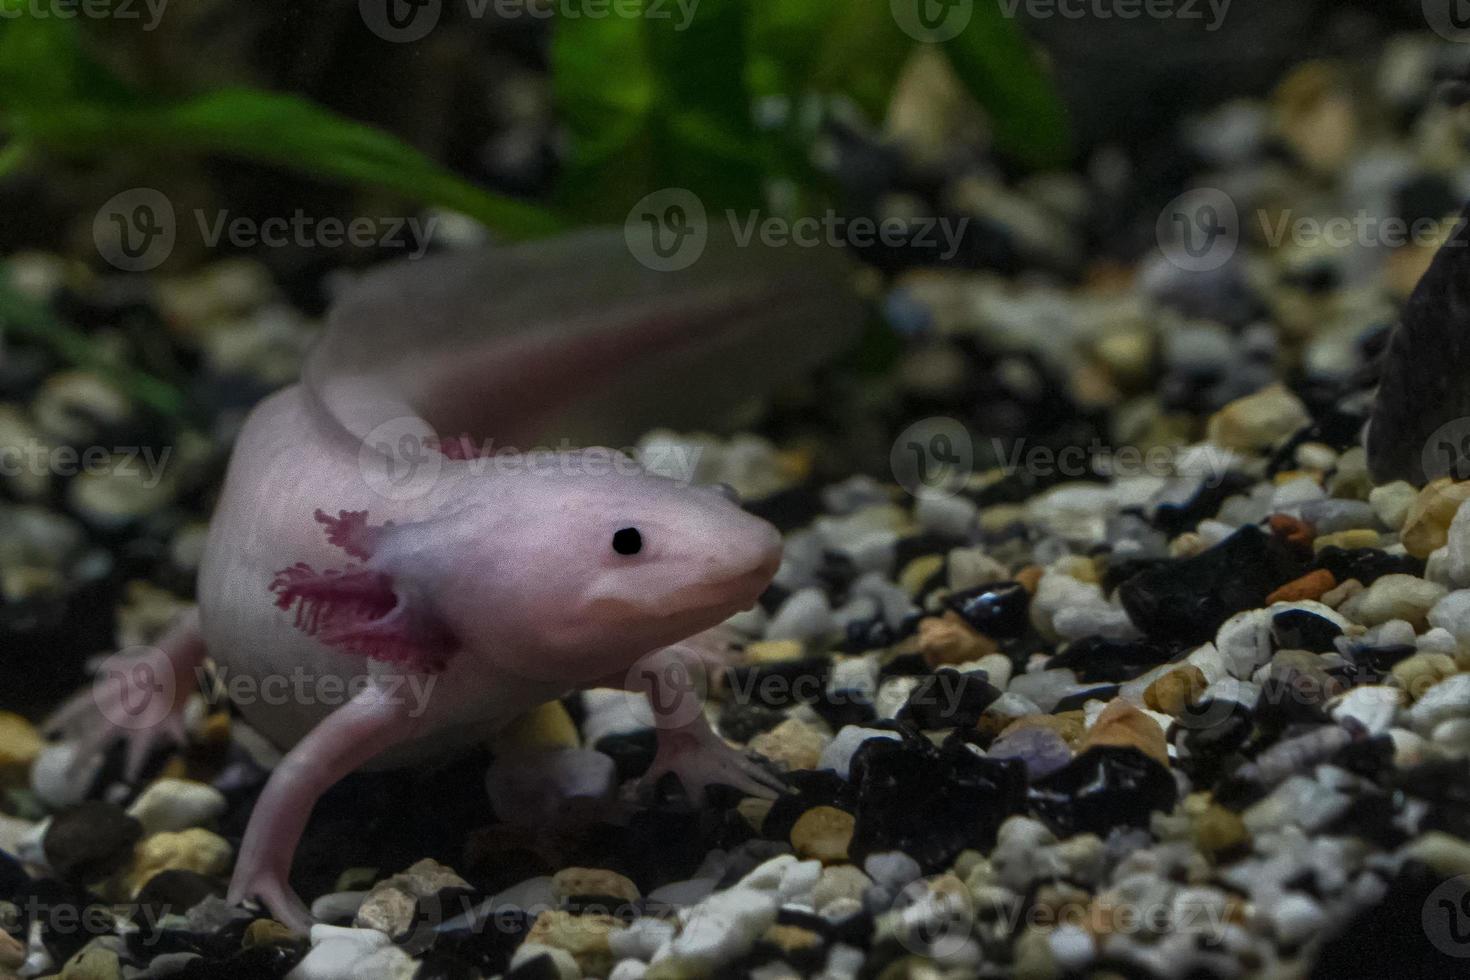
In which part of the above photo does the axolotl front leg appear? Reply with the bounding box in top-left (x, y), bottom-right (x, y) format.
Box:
top-left (615, 643), bottom-right (788, 803)
top-left (227, 684), bottom-right (426, 932)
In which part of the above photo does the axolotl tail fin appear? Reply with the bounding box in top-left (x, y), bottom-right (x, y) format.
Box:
top-left (305, 224), bottom-right (865, 456)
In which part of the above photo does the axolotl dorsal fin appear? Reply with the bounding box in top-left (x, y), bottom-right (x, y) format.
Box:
top-left (304, 225), bottom-right (864, 455)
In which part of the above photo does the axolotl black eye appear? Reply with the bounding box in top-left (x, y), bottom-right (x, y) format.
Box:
top-left (612, 527), bottom-right (642, 555)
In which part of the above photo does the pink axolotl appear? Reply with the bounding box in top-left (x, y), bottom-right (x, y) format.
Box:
top-left (48, 227), bottom-right (859, 930)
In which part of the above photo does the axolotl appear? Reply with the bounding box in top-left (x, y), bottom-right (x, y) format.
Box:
top-left (50, 227), bottom-right (859, 930)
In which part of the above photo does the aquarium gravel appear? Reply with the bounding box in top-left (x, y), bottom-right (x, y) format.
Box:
top-left (8, 30), bottom-right (1470, 980)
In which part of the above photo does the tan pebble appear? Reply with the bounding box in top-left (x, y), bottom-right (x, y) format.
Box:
top-left (1312, 528), bottom-right (1381, 552)
top-left (1015, 565), bottom-right (1044, 594)
top-left (0, 927), bottom-right (23, 970)
top-left (1266, 569), bottom-right (1337, 604)
top-left (1339, 574), bottom-right (1446, 630)
top-left (899, 554), bottom-right (945, 596)
top-left (242, 918), bottom-right (296, 948)
top-left (1079, 699), bottom-right (1169, 768)
top-left (60, 944), bottom-right (121, 980)
top-left (738, 797), bottom-right (774, 833)
top-left (1001, 711), bottom-right (1086, 747)
top-left (1206, 384), bottom-right (1310, 452)
top-left (499, 701), bottom-right (579, 751)
top-left (745, 639), bottom-right (804, 664)
top-left (198, 711), bottom-right (231, 746)
top-left (790, 806), bottom-right (855, 864)
top-left (551, 867), bottom-right (639, 904)
top-left (812, 864), bottom-right (872, 910)
top-left (526, 909), bottom-right (617, 978)
top-left (1392, 653), bottom-right (1459, 703)
top-left (1169, 532), bottom-right (1208, 558)
top-left (916, 613), bottom-right (996, 667)
top-left (0, 712), bottom-right (41, 786)
top-left (763, 923), bottom-right (822, 954)
top-left (748, 718), bottom-right (828, 771)
top-left (1319, 577), bottom-right (1363, 608)
top-left (1402, 478), bottom-right (1470, 558)
top-left (128, 829), bottom-right (231, 895)
top-left (1143, 666), bottom-right (1208, 718)
top-left (1193, 805), bottom-right (1249, 860)
top-left (1401, 831), bottom-right (1470, 878)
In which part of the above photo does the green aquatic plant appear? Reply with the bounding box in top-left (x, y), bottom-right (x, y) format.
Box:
top-left (0, 0), bottom-right (1067, 237)
top-left (0, 0), bottom-right (1067, 403)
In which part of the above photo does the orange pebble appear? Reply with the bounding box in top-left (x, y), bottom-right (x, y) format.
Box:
top-left (1267, 513), bottom-right (1315, 554)
top-left (1265, 568), bottom-right (1337, 604)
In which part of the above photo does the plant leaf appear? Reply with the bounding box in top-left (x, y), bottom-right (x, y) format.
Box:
top-left (16, 88), bottom-right (565, 239)
top-left (552, 0), bottom-right (765, 223)
top-left (941, 7), bottom-right (1070, 168)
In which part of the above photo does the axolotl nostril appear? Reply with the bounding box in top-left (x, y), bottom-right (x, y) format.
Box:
top-left (48, 226), bottom-right (860, 930)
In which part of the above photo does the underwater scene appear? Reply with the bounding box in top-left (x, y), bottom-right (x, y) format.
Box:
top-left (2, 0), bottom-right (1470, 977)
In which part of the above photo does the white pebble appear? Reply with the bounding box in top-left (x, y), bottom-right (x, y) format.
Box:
top-left (126, 778), bottom-right (226, 835)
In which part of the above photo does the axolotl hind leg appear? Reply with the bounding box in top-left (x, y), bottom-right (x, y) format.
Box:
top-left (43, 608), bottom-right (205, 781)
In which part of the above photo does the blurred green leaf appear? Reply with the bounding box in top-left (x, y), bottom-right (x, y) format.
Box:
top-left (0, 277), bottom-right (189, 420)
top-left (0, 10), bottom-right (563, 239)
top-left (552, 0), bottom-right (765, 222)
top-left (748, 0), bottom-right (913, 121)
top-left (942, 7), bottom-right (1070, 168)
top-left (20, 89), bottom-right (565, 239)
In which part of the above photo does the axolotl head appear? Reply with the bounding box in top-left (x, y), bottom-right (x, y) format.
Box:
top-left (450, 462), bottom-right (783, 681)
top-left (273, 453), bottom-right (783, 683)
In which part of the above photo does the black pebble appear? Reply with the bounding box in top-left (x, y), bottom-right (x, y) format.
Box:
top-left (897, 668), bottom-right (1000, 729)
top-left (1310, 862), bottom-right (1469, 980)
top-left (716, 702), bottom-right (788, 744)
top-left (1028, 746), bottom-right (1177, 837)
top-left (1271, 608), bottom-right (1344, 653)
top-left (724, 657), bottom-right (831, 709)
top-left (594, 731), bottom-right (658, 782)
top-left (42, 801), bottom-right (142, 885)
top-left (1047, 635), bottom-right (1178, 683)
top-left (943, 581), bottom-right (1030, 638)
top-left (1119, 524), bottom-right (1304, 644)
top-left (132, 870), bottom-right (225, 927)
top-left (1311, 546), bottom-right (1426, 586)
top-left (761, 770), bottom-right (858, 842)
top-left (848, 735), bottom-right (1025, 872)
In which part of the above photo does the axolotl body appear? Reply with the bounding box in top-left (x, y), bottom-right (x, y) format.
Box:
top-left (53, 228), bottom-right (859, 930)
